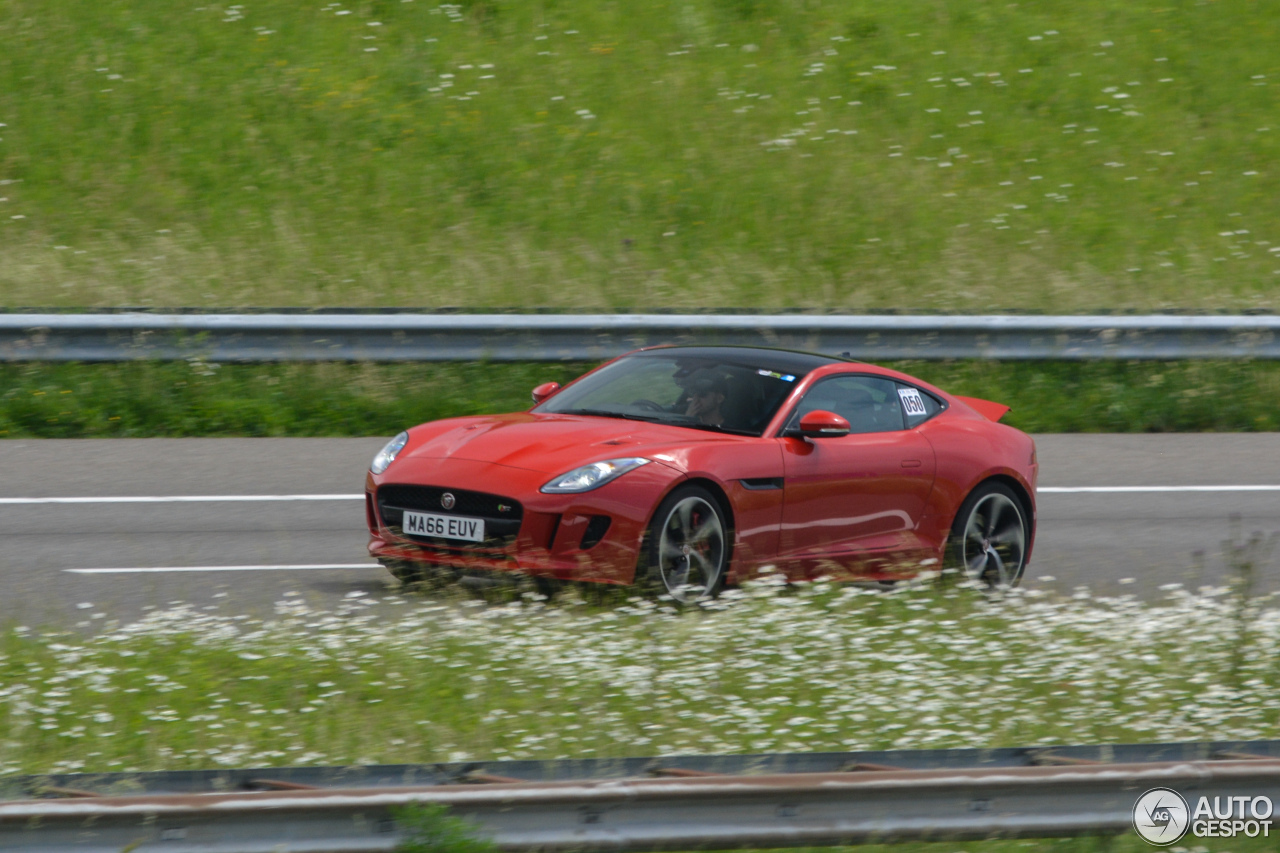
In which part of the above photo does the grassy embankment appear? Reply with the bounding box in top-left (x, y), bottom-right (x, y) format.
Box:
top-left (2, 1), bottom-right (1278, 434)
top-left (2, 581), bottom-right (1278, 853)
top-left (0, 0), bottom-right (1277, 311)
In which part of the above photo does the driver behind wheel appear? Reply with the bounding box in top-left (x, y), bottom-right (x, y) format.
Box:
top-left (682, 370), bottom-right (730, 426)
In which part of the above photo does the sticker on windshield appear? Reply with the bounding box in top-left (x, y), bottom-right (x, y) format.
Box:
top-left (757, 369), bottom-right (796, 382)
top-left (898, 387), bottom-right (928, 418)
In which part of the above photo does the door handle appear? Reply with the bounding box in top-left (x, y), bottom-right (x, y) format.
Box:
top-left (901, 459), bottom-right (922, 468)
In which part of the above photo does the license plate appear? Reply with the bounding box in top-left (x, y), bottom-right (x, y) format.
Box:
top-left (402, 510), bottom-right (485, 542)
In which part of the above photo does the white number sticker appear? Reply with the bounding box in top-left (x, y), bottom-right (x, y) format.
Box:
top-left (897, 387), bottom-right (929, 418)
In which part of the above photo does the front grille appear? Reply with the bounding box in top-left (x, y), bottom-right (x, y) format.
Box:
top-left (376, 485), bottom-right (523, 552)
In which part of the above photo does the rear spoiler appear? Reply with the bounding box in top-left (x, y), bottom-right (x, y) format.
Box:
top-left (955, 395), bottom-right (1011, 423)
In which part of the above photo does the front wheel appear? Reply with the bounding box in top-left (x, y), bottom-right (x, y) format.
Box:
top-left (947, 483), bottom-right (1030, 588)
top-left (381, 559), bottom-right (457, 591)
top-left (638, 485), bottom-right (729, 604)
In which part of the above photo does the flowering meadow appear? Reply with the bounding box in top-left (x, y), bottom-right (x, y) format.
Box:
top-left (0, 0), bottom-right (1277, 311)
top-left (2, 580), bottom-right (1278, 780)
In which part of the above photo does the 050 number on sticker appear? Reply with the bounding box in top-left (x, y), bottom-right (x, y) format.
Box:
top-left (898, 387), bottom-right (928, 418)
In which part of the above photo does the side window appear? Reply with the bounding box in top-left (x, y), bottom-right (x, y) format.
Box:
top-left (896, 382), bottom-right (944, 428)
top-left (788, 375), bottom-right (905, 434)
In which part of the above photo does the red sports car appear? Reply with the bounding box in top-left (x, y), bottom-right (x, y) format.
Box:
top-left (366, 346), bottom-right (1037, 601)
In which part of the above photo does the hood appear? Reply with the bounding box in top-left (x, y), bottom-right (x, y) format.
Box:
top-left (404, 413), bottom-right (737, 475)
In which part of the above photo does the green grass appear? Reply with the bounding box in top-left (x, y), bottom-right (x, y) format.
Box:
top-left (0, 361), bottom-right (587, 437)
top-left (0, 0), bottom-right (1277, 311)
top-left (2, 581), bottom-right (1278, 800)
top-left (6, 581), bottom-right (1278, 852)
top-left (396, 804), bottom-right (500, 853)
top-left (2, 359), bottom-right (1279, 438)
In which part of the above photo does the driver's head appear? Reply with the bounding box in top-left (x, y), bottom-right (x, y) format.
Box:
top-left (683, 369), bottom-right (730, 423)
top-left (684, 369), bottom-right (730, 399)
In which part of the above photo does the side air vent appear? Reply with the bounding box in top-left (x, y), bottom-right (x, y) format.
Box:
top-left (740, 477), bottom-right (784, 490)
top-left (580, 515), bottom-right (612, 550)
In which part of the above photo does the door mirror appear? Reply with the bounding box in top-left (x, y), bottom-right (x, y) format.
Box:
top-left (795, 410), bottom-right (851, 438)
top-left (532, 382), bottom-right (562, 405)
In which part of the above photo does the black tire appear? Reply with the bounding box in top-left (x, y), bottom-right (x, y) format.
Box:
top-left (381, 560), bottom-right (457, 591)
top-left (380, 559), bottom-right (421, 585)
top-left (637, 485), bottom-right (730, 603)
top-left (531, 576), bottom-right (563, 600)
top-left (946, 482), bottom-right (1030, 588)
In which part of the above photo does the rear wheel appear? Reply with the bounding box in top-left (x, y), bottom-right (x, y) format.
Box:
top-left (638, 486), bottom-right (729, 603)
top-left (947, 483), bottom-right (1030, 588)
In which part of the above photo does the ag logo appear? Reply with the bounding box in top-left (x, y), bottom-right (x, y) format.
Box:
top-left (440, 492), bottom-right (456, 510)
top-left (1133, 787), bottom-right (1190, 846)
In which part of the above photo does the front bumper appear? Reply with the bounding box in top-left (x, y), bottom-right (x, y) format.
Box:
top-left (366, 456), bottom-right (682, 585)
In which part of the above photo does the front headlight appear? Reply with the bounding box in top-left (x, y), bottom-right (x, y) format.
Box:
top-left (540, 457), bottom-right (650, 494)
top-left (371, 431), bottom-right (409, 475)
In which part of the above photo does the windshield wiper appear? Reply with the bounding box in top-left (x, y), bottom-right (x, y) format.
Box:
top-left (682, 422), bottom-right (757, 437)
top-left (564, 408), bottom-right (670, 423)
top-left (565, 409), bottom-right (757, 435)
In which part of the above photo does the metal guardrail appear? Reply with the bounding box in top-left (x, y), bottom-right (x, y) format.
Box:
top-left (3, 760), bottom-right (1280, 852)
top-left (4, 741), bottom-right (1280, 851)
top-left (8, 739), bottom-right (1279, 797)
top-left (2, 313), bottom-right (1280, 361)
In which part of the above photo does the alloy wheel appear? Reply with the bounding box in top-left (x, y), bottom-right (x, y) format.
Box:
top-left (656, 495), bottom-right (726, 602)
top-left (958, 492), bottom-right (1027, 588)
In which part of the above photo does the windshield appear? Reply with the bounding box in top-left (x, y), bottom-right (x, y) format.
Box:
top-left (534, 352), bottom-right (805, 436)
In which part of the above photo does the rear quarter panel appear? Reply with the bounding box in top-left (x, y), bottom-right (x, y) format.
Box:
top-left (917, 410), bottom-right (1038, 556)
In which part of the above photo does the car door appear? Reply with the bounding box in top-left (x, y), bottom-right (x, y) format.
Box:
top-left (777, 374), bottom-right (937, 579)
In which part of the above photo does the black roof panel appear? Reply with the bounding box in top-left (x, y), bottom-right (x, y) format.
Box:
top-left (629, 345), bottom-right (842, 376)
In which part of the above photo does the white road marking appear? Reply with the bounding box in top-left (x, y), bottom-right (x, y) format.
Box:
top-left (65, 563), bottom-right (378, 575)
top-left (28, 486), bottom-right (1280, 577)
top-left (1038, 485), bottom-right (1280, 493)
top-left (0, 494), bottom-right (363, 504)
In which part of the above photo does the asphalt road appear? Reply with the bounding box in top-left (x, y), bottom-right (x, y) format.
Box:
top-left (2, 435), bottom-right (1279, 626)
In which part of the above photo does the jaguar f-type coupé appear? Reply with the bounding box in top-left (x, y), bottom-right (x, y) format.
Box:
top-left (365, 346), bottom-right (1037, 601)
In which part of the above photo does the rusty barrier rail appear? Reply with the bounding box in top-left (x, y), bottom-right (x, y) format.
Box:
top-left (3, 749), bottom-right (1280, 851)
top-left (3, 312), bottom-right (1280, 361)
top-left (8, 739), bottom-right (1280, 797)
